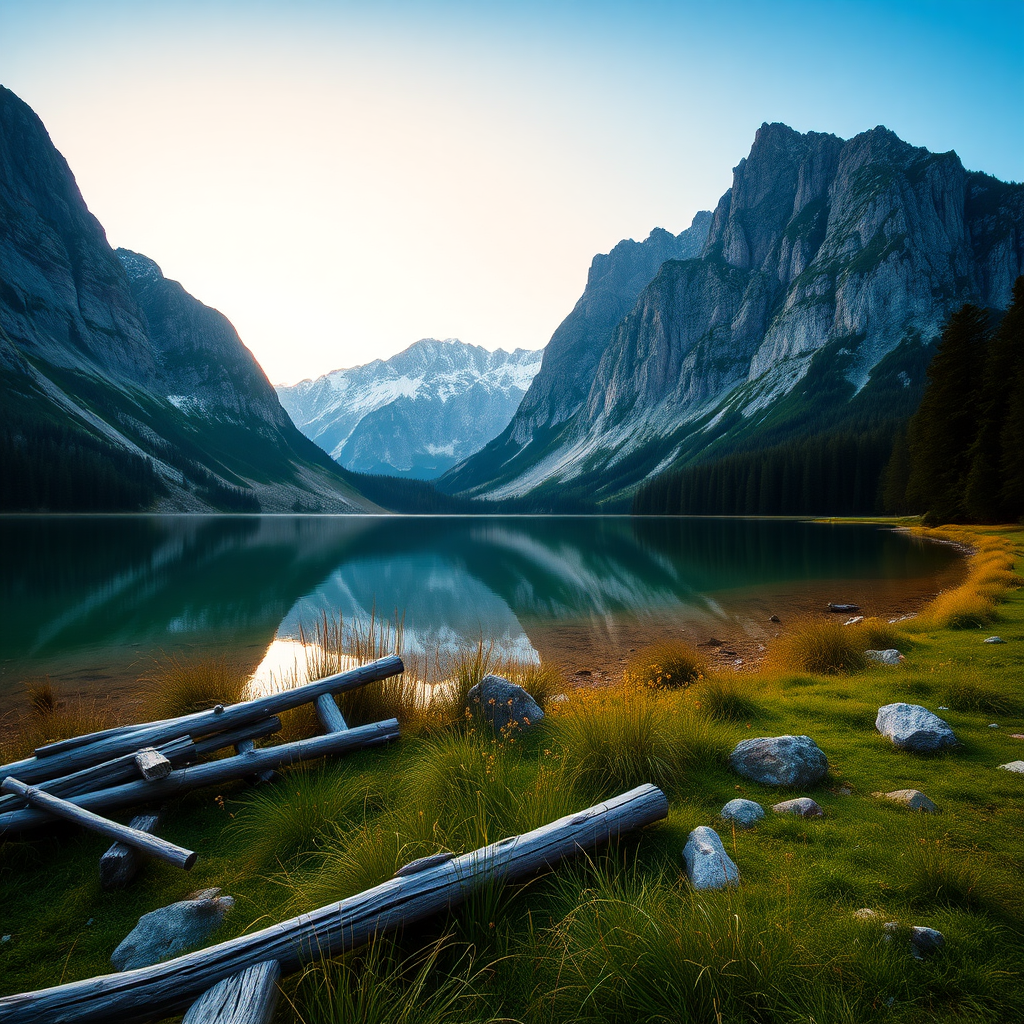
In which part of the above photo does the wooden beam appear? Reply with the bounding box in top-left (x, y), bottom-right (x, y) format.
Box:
top-left (181, 962), bottom-right (280, 1024)
top-left (0, 784), bottom-right (668, 1024)
top-left (314, 693), bottom-right (348, 733)
top-left (0, 780), bottom-right (195, 871)
top-left (99, 812), bottom-right (162, 891)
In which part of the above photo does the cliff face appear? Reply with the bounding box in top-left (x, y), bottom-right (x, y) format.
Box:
top-left (443, 123), bottom-right (1024, 504)
top-left (0, 85), bottom-right (375, 513)
top-left (278, 339), bottom-right (543, 479)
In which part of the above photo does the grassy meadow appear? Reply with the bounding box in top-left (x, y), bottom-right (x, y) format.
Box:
top-left (0, 523), bottom-right (1022, 1023)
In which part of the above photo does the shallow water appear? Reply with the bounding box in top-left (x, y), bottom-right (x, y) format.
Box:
top-left (0, 515), bottom-right (962, 712)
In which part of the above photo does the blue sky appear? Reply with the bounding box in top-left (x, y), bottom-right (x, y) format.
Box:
top-left (1, 0), bottom-right (1021, 381)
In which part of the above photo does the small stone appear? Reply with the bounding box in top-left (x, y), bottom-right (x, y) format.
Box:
top-left (682, 826), bottom-right (739, 890)
top-left (989, 723), bottom-right (1000, 728)
top-left (998, 760), bottom-right (1024, 773)
top-left (1, 935), bottom-right (10, 943)
top-left (827, 603), bottom-right (860, 613)
top-left (881, 789), bottom-right (939, 813)
top-left (1010, 734), bottom-right (1024, 740)
top-left (844, 616), bottom-right (865, 626)
top-left (853, 908), bottom-right (880, 921)
top-left (769, 614), bottom-right (781, 623)
top-left (85, 918), bottom-right (94, 927)
top-left (865, 649), bottom-right (903, 665)
top-left (720, 798), bottom-right (764, 828)
top-left (729, 735), bottom-right (829, 787)
top-left (466, 675), bottom-right (544, 735)
top-left (938, 706), bottom-right (950, 710)
top-left (876, 703), bottom-right (958, 752)
top-left (883, 921), bottom-right (899, 933)
top-left (983, 636), bottom-right (1006, 644)
top-left (733, 658), bottom-right (743, 666)
top-left (910, 926), bottom-right (945, 956)
top-left (772, 797), bottom-right (824, 817)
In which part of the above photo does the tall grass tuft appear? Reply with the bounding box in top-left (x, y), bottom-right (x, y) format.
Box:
top-left (941, 666), bottom-right (1024, 716)
top-left (622, 640), bottom-right (706, 688)
top-left (692, 674), bottom-right (765, 722)
top-left (769, 619), bottom-right (868, 675)
top-left (1, 684), bottom-right (111, 761)
top-left (140, 655), bottom-right (248, 719)
top-left (24, 678), bottom-right (57, 717)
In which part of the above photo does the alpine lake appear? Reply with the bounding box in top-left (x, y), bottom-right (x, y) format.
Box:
top-left (0, 515), bottom-right (964, 716)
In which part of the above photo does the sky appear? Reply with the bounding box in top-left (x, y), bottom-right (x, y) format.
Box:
top-left (1, 1), bottom-right (1022, 384)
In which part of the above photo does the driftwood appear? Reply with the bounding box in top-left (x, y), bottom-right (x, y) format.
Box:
top-left (181, 962), bottom-right (281, 1024)
top-left (0, 780), bottom-right (195, 871)
top-left (314, 693), bottom-right (348, 733)
top-left (0, 720), bottom-right (400, 835)
top-left (0, 783), bottom-right (668, 1023)
top-left (0, 656), bottom-right (403, 787)
top-left (99, 812), bottom-right (162, 890)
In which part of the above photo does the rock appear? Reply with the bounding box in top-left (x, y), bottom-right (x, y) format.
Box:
top-left (111, 889), bottom-right (234, 971)
top-left (988, 723), bottom-right (1000, 728)
top-left (910, 926), bottom-right (945, 957)
top-left (772, 797), bottom-right (824, 817)
top-left (881, 789), bottom-right (939, 813)
top-left (720, 798), bottom-right (765, 828)
top-left (865, 649), bottom-right (903, 665)
top-left (768, 615), bottom-right (781, 624)
top-left (844, 616), bottom-right (865, 625)
top-left (1, 935), bottom-right (10, 943)
top-left (729, 735), bottom-right (828, 787)
top-left (853, 908), bottom-right (880, 922)
top-left (827, 603), bottom-right (860, 613)
top-left (983, 636), bottom-right (1006, 644)
top-left (1010, 734), bottom-right (1024, 740)
top-left (466, 674), bottom-right (543, 734)
top-left (875, 703), bottom-right (958, 752)
top-left (998, 760), bottom-right (1024, 773)
top-left (682, 826), bottom-right (739, 890)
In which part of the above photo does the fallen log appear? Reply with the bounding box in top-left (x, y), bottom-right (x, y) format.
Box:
top-left (0, 780), bottom-right (196, 871)
top-left (181, 961), bottom-right (281, 1024)
top-left (314, 693), bottom-right (348, 733)
top-left (99, 812), bottom-right (162, 890)
top-left (0, 783), bottom-right (668, 1024)
top-left (0, 719), bottom-right (400, 835)
top-left (0, 656), bottom-right (403, 787)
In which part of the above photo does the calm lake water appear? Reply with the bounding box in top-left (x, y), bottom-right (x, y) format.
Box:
top-left (0, 515), bottom-right (962, 711)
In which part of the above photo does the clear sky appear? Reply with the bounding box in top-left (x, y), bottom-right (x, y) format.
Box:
top-left (1, 1), bottom-right (1021, 383)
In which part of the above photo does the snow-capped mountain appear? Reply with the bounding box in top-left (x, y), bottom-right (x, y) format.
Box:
top-left (276, 339), bottom-right (544, 478)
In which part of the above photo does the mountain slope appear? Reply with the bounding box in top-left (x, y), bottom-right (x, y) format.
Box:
top-left (442, 124), bottom-right (1023, 506)
top-left (277, 339), bottom-right (543, 479)
top-left (0, 85), bottom-right (377, 513)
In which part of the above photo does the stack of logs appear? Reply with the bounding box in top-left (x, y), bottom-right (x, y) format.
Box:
top-left (0, 655), bottom-right (404, 885)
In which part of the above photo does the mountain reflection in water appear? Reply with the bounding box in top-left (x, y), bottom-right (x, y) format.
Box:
top-left (0, 515), bottom-right (960, 703)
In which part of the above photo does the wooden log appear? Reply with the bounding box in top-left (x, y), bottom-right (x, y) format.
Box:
top-left (1, 656), bottom-right (403, 787)
top-left (0, 780), bottom-right (196, 870)
top-left (181, 961), bottom-right (280, 1024)
top-left (0, 719), bottom-right (400, 835)
top-left (314, 693), bottom-right (348, 733)
top-left (0, 784), bottom-right (668, 1024)
top-left (32, 721), bottom-right (171, 759)
top-left (99, 812), bottom-right (162, 891)
top-left (133, 749), bottom-right (172, 781)
top-left (233, 741), bottom-right (275, 786)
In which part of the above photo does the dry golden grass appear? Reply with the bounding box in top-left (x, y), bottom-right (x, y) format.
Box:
top-left (621, 640), bottom-right (706, 689)
top-left (767, 618), bottom-right (868, 675)
top-left (139, 655), bottom-right (249, 720)
top-left (0, 681), bottom-right (112, 763)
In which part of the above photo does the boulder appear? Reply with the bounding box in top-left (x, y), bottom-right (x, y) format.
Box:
top-left (910, 926), bottom-right (945, 957)
top-left (998, 760), bottom-right (1024, 774)
top-left (875, 703), bottom-right (957, 752)
top-left (719, 798), bottom-right (764, 828)
top-left (772, 797), bottom-right (824, 817)
top-left (865, 649), bottom-right (903, 665)
top-left (881, 789), bottom-right (939, 813)
top-left (729, 735), bottom-right (828, 787)
top-left (111, 888), bottom-right (234, 971)
top-left (466, 674), bottom-right (543, 735)
top-left (682, 826), bottom-right (739, 890)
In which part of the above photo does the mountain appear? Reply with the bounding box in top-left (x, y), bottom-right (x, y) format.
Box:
top-left (0, 85), bottom-right (377, 513)
top-left (440, 124), bottom-right (1024, 508)
top-left (277, 339), bottom-right (543, 479)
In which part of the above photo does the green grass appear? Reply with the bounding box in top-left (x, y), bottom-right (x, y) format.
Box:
top-left (1, 525), bottom-right (1023, 1023)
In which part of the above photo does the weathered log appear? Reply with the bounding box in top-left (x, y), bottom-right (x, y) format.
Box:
top-left (314, 693), bottom-right (348, 733)
top-left (181, 962), bottom-right (281, 1024)
top-left (133, 749), bottom-right (172, 781)
top-left (1, 657), bottom-right (403, 787)
top-left (0, 780), bottom-right (195, 870)
top-left (99, 812), bottom-right (162, 891)
top-left (233, 740), bottom-right (275, 785)
top-left (0, 719), bottom-right (400, 835)
top-left (0, 784), bottom-right (667, 1024)
top-left (33, 721), bottom-right (170, 759)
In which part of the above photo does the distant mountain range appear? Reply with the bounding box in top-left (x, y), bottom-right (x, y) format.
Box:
top-left (276, 340), bottom-right (543, 479)
top-left (0, 85), bottom-right (377, 513)
top-left (440, 123), bottom-right (1024, 508)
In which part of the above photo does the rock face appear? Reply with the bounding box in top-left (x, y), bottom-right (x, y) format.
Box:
top-left (0, 85), bottom-right (375, 513)
top-left (442, 122), bottom-right (1024, 506)
top-left (881, 789), bottom-right (939, 812)
top-left (720, 798), bottom-right (765, 828)
top-left (729, 735), bottom-right (829, 787)
top-left (876, 703), bottom-right (958, 752)
top-left (466, 674), bottom-right (543, 735)
top-left (277, 340), bottom-right (543, 479)
top-left (682, 826), bottom-right (739, 890)
top-left (110, 888), bottom-right (234, 971)
top-left (772, 797), bottom-right (825, 817)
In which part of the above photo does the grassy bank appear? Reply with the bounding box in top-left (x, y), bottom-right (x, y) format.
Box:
top-left (1, 524), bottom-right (1022, 1022)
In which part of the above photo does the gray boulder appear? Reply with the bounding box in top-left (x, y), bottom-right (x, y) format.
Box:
top-left (720, 798), bottom-right (765, 828)
top-left (682, 826), bottom-right (739, 890)
top-left (875, 703), bottom-right (958, 752)
top-left (866, 649), bottom-right (903, 666)
top-left (910, 926), bottom-right (945, 957)
top-left (110, 888), bottom-right (234, 971)
top-left (772, 797), bottom-right (824, 818)
top-left (466, 674), bottom-right (543, 735)
top-left (998, 760), bottom-right (1024, 774)
top-left (729, 735), bottom-right (828, 787)
top-left (881, 789), bottom-right (939, 813)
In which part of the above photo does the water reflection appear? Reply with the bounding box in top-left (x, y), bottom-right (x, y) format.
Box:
top-left (0, 515), bottom-right (959, 702)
